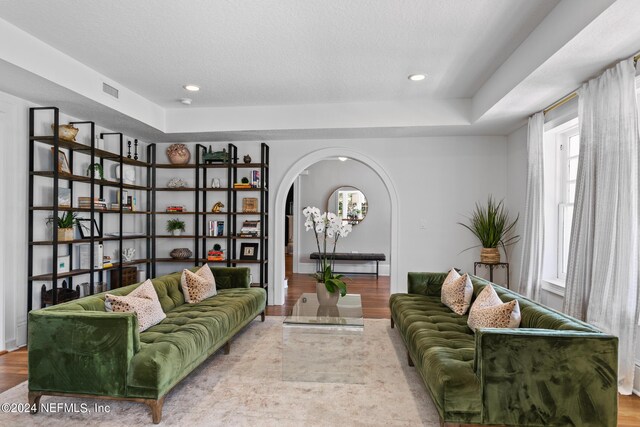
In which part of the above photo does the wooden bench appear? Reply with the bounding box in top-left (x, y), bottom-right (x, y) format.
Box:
top-left (310, 252), bottom-right (386, 277)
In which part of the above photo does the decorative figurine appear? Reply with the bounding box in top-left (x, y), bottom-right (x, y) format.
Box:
top-left (212, 202), bottom-right (224, 213)
top-left (134, 139), bottom-right (139, 160)
top-left (243, 154), bottom-right (252, 164)
top-left (122, 248), bottom-right (135, 262)
top-left (203, 147), bottom-right (229, 164)
top-left (127, 140), bottom-right (132, 158)
top-left (211, 177), bottom-right (221, 188)
top-left (167, 177), bottom-right (188, 188)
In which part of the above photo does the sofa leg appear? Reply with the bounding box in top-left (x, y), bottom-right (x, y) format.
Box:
top-left (261, 311), bottom-right (266, 322)
top-left (145, 397), bottom-right (165, 424)
top-left (224, 341), bottom-right (231, 355)
top-left (390, 317), bottom-right (394, 329)
top-left (407, 351), bottom-right (414, 367)
top-left (28, 391), bottom-right (43, 414)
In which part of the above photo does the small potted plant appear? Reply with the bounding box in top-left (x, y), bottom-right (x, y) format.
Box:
top-left (458, 196), bottom-right (519, 264)
top-left (47, 211), bottom-right (80, 241)
top-left (166, 218), bottom-right (186, 236)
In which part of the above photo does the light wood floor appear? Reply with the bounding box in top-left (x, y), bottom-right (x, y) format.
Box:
top-left (1, 255), bottom-right (638, 425)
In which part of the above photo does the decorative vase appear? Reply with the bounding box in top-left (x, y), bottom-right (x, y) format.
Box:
top-left (51, 123), bottom-right (79, 142)
top-left (166, 144), bottom-right (191, 165)
top-left (171, 229), bottom-right (182, 236)
top-left (170, 248), bottom-right (192, 259)
top-left (480, 248), bottom-right (500, 264)
top-left (316, 282), bottom-right (339, 306)
top-left (57, 227), bottom-right (74, 241)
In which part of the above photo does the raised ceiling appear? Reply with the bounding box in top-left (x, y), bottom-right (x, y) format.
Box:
top-left (0, 0), bottom-right (639, 141)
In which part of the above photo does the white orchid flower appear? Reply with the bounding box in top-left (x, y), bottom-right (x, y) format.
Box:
top-left (315, 223), bottom-right (325, 233)
top-left (327, 212), bottom-right (337, 222)
top-left (311, 207), bottom-right (321, 217)
top-left (303, 206), bottom-right (312, 217)
top-left (304, 220), bottom-right (314, 231)
top-left (326, 228), bottom-right (335, 238)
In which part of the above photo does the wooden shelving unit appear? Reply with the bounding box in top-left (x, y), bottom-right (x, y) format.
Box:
top-left (27, 106), bottom-right (156, 310)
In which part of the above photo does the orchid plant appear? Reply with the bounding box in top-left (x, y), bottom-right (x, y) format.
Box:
top-left (303, 206), bottom-right (353, 296)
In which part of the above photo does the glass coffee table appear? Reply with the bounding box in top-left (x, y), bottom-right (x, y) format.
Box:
top-left (283, 293), bottom-right (364, 384)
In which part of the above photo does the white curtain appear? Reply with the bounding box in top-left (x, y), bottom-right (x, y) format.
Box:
top-left (518, 112), bottom-right (545, 301)
top-left (563, 58), bottom-right (639, 394)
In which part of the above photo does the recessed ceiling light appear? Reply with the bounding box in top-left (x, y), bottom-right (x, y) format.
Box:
top-left (338, 157), bottom-right (348, 162)
top-left (408, 74), bottom-right (426, 81)
top-left (183, 84), bottom-right (200, 92)
top-left (180, 98), bottom-right (192, 105)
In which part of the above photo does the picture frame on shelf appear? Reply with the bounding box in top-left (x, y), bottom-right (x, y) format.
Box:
top-left (242, 197), bottom-right (258, 213)
top-left (51, 147), bottom-right (71, 174)
top-left (240, 243), bottom-right (259, 260)
top-left (58, 188), bottom-right (71, 208)
top-left (57, 255), bottom-right (70, 273)
top-left (78, 218), bottom-right (102, 239)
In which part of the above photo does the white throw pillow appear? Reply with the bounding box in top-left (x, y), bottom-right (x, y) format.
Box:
top-left (441, 272), bottom-right (473, 315)
top-left (467, 284), bottom-right (522, 332)
top-left (181, 264), bottom-right (217, 303)
top-left (105, 279), bottom-right (166, 332)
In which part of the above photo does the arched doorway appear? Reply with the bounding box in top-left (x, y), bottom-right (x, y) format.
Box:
top-left (271, 148), bottom-right (400, 305)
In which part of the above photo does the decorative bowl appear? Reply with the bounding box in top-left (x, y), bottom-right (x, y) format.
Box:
top-left (166, 144), bottom-right (191, 164)
top-left (51, 124), bottom-right (79, 142)
top-left (170, 248), bottom-right (193, 259)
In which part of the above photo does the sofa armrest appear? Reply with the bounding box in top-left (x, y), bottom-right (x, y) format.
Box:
top-left (28, 310), bottom-right (140, 397)
top-left (475, 328), bottom-right (618, 427)
top-left (212, 267), bottom-right (251, 289)
top-left (407, 272), bottom-right (447, 296)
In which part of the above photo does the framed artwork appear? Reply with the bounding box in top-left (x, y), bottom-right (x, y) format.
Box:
top-left (58, 188), bottom-right (71, 208)
top-left (57, 255), bottom-right (70, 273)
top-left (51, 148), bottom-right (71, 174)
top-left (242, 197), bottom-right (258, 213)
top-left (240, 243), bottom-right (259, 260)
top-left (78, 218), bottom-right (102, 239)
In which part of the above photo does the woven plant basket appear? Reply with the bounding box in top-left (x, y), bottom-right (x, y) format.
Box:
top-left (480, 248), bottom-right (500, 264)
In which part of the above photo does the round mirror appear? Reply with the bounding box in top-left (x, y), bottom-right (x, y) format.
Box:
top-left (327, 186), bottom-right (368, 225)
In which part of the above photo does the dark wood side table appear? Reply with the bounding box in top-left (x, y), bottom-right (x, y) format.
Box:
top-left (473, 262), bottom-right (510, 289)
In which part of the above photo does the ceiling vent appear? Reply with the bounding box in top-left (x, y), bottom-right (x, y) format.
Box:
top-left (102, 82), bottom-right (119, 99)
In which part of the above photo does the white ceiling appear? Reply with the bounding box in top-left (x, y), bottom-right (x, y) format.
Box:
top-left (0, 0), bottom-right (638, 141)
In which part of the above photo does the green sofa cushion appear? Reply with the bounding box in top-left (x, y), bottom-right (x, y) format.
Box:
top-left (127, 288), bottom-right (265, 397)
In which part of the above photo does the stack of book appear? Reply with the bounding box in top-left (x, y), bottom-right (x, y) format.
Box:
top-left (208, 220), bottom-right (224, 237)
top-left (116, 190), bottom-right (135, 211)
top-left (166, 205), bottom-right (186, 213)
top-left (233, 182), bottom-right (252, 189)
top-left (239, 220), bottom-right (260, 237)
top-left (78, 197), bottom-right (107, 210)
top-left (110, 203), bottom-right (132, 211)
top-left (207, 249), bottom-right (224, 261)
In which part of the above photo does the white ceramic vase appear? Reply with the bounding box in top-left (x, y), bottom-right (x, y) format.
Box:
top-left (316, 282), bottom-right (339, 306)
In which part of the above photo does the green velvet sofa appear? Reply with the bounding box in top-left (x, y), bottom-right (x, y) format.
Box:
top-left (28, 267), bottom-right (266, 423)
top-left (389, 272), bottom-right (618, 427)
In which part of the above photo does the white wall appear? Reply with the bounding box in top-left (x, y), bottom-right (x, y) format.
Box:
top-left (296, 159), bottom-right (391, 275)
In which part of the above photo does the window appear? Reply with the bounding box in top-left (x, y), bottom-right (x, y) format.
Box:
top-left (542, 118), bottom-right (579, 286)
top-left (556, 130), bottom-right (579, 279)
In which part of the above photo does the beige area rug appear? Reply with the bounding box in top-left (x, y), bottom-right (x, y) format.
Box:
top-left (0, 317), bottom-right (440, 426)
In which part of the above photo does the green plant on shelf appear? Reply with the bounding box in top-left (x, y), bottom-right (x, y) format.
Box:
top-left (46, 211), bottom-right (81, 229)
top-left (86, 163), bottom-right (104, 180)
top-left (166, 218), bottom-right (186, 236)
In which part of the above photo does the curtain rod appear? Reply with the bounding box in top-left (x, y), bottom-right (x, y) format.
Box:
top-left (543, 52), bottom-right (640, 115)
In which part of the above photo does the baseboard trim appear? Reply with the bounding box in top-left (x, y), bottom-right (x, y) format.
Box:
top-left (634, 362), bottom-right (640, 396)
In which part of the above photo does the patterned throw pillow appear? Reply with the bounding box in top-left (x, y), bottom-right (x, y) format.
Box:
top-left (181, 264), bottom-right (216, 303)
top-left (467, 285), bottom-right (522, 332)
top-left (441, 272), bottom-right (473, 315)
top-left (105, 279), bottom-right (166, 332)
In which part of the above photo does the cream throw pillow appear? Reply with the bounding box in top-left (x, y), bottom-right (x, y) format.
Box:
top-left (181, 264), bottom-right (217, 303)
top-left (441, 271), bottom-right (473, 315)
top-left (105, 279), bottom-right (166, 332)
top-left (467, 284), bottom-right (522, 332)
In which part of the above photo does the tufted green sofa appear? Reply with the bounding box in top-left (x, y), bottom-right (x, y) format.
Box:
top-left (389, 272), bottom-right (618, 427)
top-left (28, 267), bottom-right (266, 423)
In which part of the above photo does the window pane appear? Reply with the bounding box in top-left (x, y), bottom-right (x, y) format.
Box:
top-left (561, 205), bottom-right (574, 277)
top-left (569, 134), bottom-right (580, 157)
top-left (568, 157), bottom-right (579, 181)
top-left (568, 181), bottom-right (576, 203)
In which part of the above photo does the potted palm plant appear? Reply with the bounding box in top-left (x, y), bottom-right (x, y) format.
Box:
top-left (166, 218), bottom-right (186, 236)
top-left (459, 196), bottom-right (519, 264)
top-left (47, 211), bottom-right (80, 241)
top-left (303, 206), bottom-right (352, 305)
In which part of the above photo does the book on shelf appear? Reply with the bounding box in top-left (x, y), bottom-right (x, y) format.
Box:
top-left (251, 170), bottom-right (260, 188)
top-left (233, 183), bottom-right (252, 189)
top-left (110, 203), bottom-right (132, 211)
top-left (166, 205), bottom-right (186, 212)
top-left (78, 197), bottom-right (107, 210)
top-left (78, 243), bottom-right (104, 270)
top-left (240, 219), bottom-right (260, 236)
top-left (208, 220), bottom-right (224, 237)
